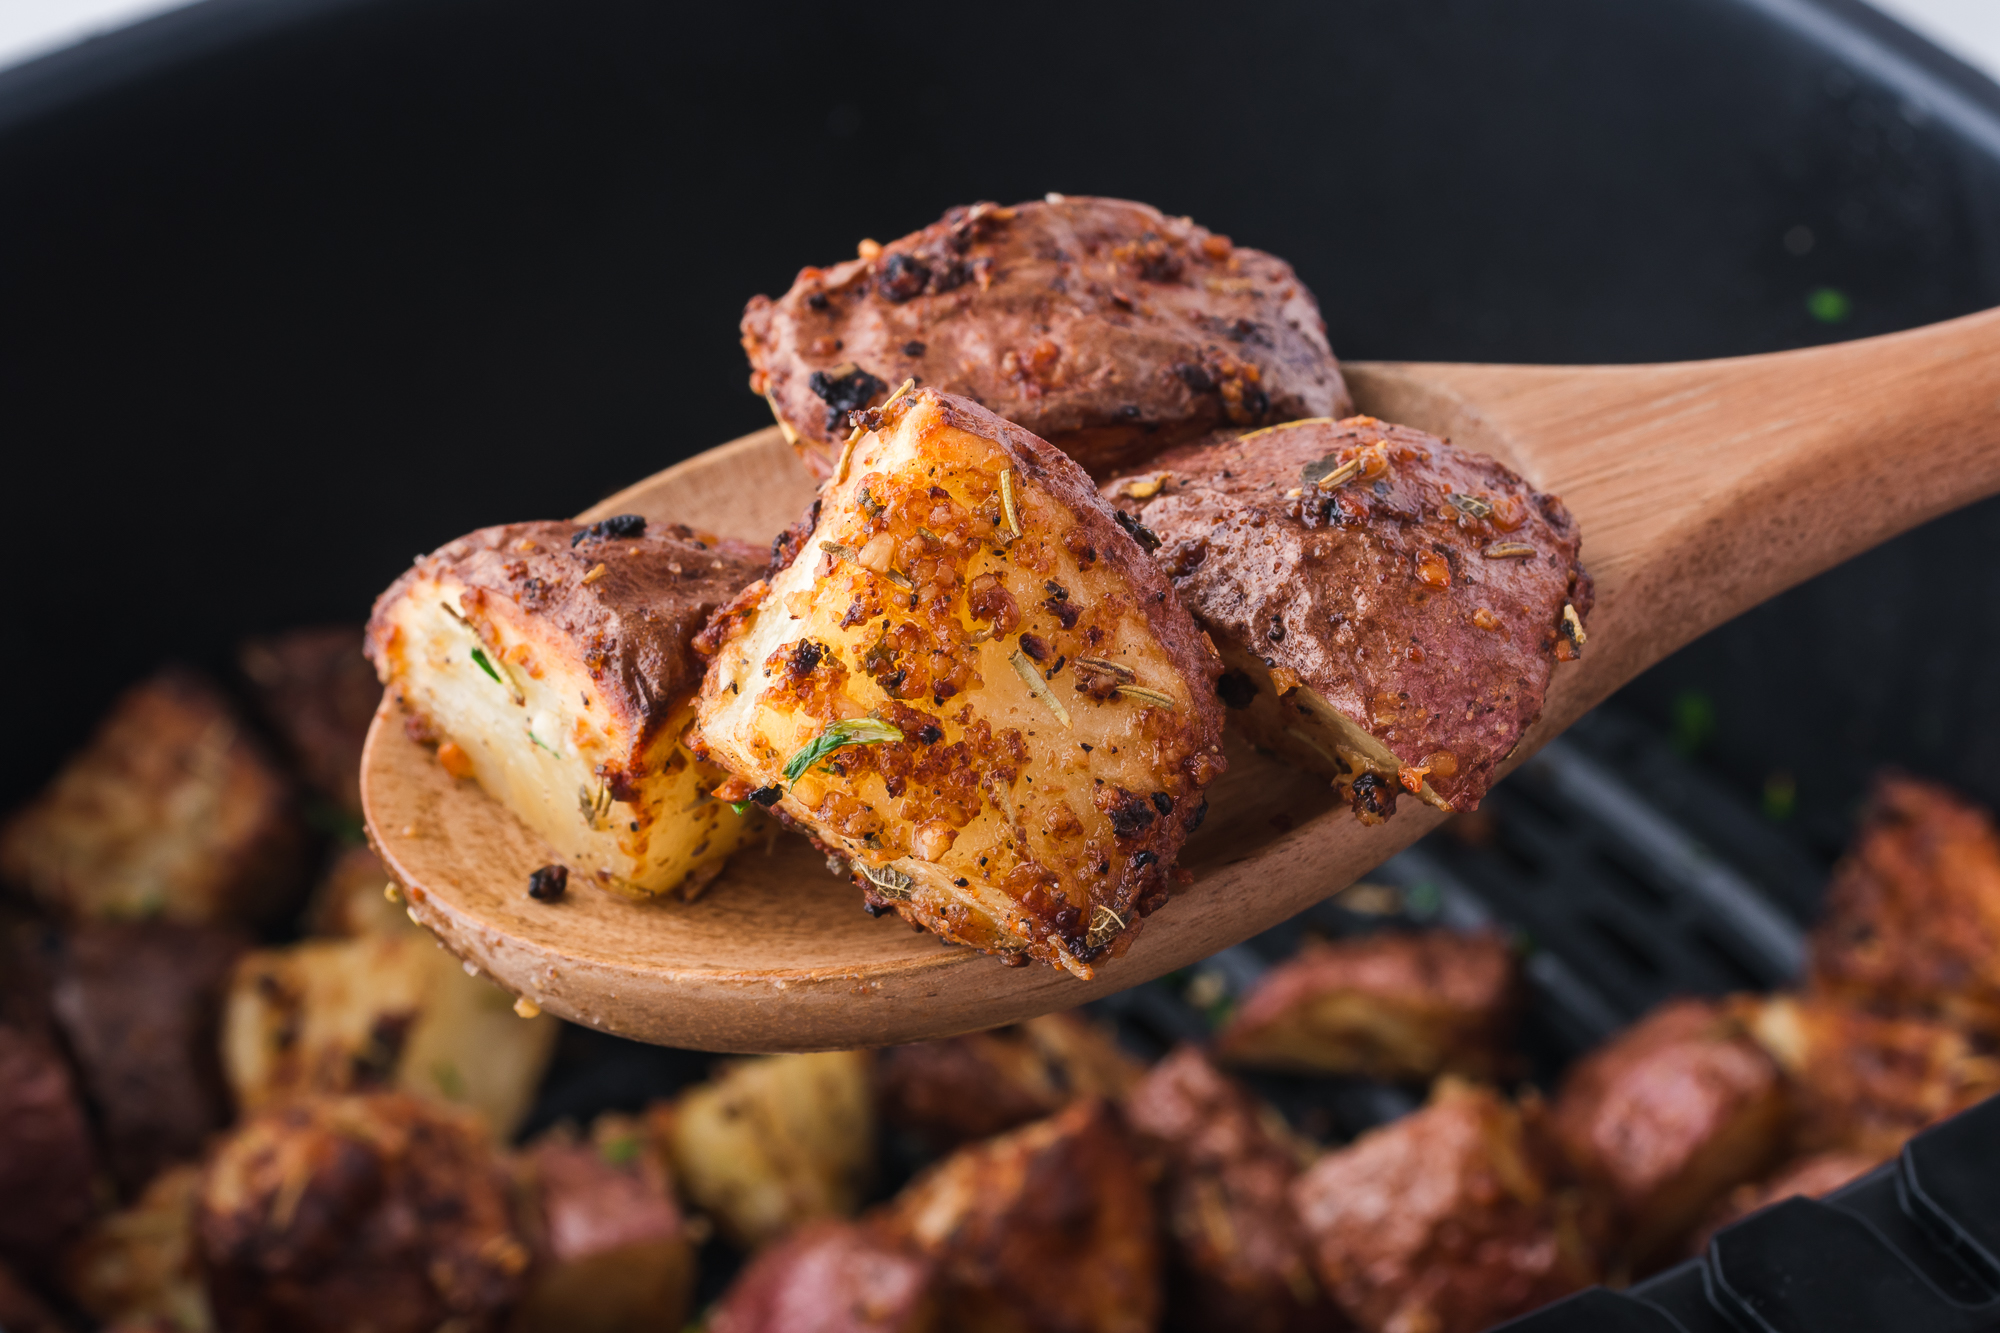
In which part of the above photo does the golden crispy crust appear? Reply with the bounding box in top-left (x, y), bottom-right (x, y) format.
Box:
top-left (711, 1221), bottom-right (940, 1333)
top-left (368, 519), bottom-right (762, 761)
top-left (1214, 928), bottom-right (1518, 1081)
top-left (1123, 1047), bottom-right (1336, 1333)
top-left (197, 1093), bottom-right (528, 1333)
top-left (874, 1097), bottom-right (1160, 1333)
top-left (1550, 999), bottom-right (1787, 1265)
top-left (1291, 1081), bottom-right (1593, 1333)
top-left (1808, 775), bottom-right (2000, 1039)
top-left (744, 197), bottom-right (1349, 479)
top-left (1109, 418), bottom-right (1592, 815)
top-left (695, 389), bottom-right (1227, 975)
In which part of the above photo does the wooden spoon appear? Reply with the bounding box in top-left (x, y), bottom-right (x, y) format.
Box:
top-left (362, 306), bottom-right (2000, 1052)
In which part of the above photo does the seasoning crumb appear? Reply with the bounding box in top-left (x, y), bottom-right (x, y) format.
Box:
top-left (1483, 541), bottom-right (1536, 559)
top-left (527, 863), bottom-right (569, 902)
top-left (383, 881), bottom-right (403, 905)
top-left (513, 996), bottom-right (542, 1019)
top-left (581, 562), bottom-right (608, 584)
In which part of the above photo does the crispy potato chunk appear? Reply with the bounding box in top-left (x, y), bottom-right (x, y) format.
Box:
top-left (1743, 993), bottom-right (2000, 1158)
top-left (1109, 419), bottom-right (1591, 819)
top-left (1214, 929), bottom-right (1518, 1082)
top-left (510, 1114), bottom-right (697, 1333)
top-left (0, 1024), bottom-right (99, 1271)
top-left (197, 1093), bottom-right (529, 1333)
top-left (0, 669), bottom-right (301, 924)
top-left (64, 1164), bottom-right (211, 1333)
top-left (1688, 1149), bottom-right (1881, 1255)
top-left (876, 1010), bottom-right (1143, 1152)
top-left (1124, 1047), bottom-right (1334, 1333)
top-left (655, 1050), bottom-right (874, 1249)
top-left (744, 196), bottom-right (1349, 480)
top-left (220, 932), bottom-right (557, 1138)
top-left (874, 1096), bottom-right (1161, 1333)
top-left (1292, 1080), bottom-right (1594, 1333)
top-left (696, 388), bottom-right (1226, 975)
top-left (1808, 775), bottom-right (2000, 1039)
top-left (1550, 998), bottom-right (1787, 1265)
top-left (710, 1221), bottom-right (940, 1333)
top-left (50, 922), bottom-right (244, 1193)
top-left (239, 626), bottom-right (381, 818)
top-left (369, 519), bottom-right (764, 899)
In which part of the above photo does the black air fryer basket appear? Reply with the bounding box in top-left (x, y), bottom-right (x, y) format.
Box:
top-left (6, 1), bottom-right (2000, 1329)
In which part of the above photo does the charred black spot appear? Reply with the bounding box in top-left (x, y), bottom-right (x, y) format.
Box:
top-left (1183, 797), bottom-right (1209, 834)
top-left (572, 514), bottom-right (645, 545)
top-left (877, 253), bottom-right (932, 302)
top-left (1019, 633), bottom-right (1049, 662)
top-left (787, 639), bottom-right (828, 677)
top-left (916, 724), bottom-right (943, 745)
top-left (1150, 791), bottom-right (1175, 816)
top-left (1267, 619), bottom-right (1287, 643)
top-left (747, 785), bottom-right (783, 808)
top-left (1239, 383), bottom-right (1271, 419)
top-left (527, 864), bottom-right (568, 901)
top-left (1044, 598), bottom-right (1081, 630)
top-left (1350, 771), bottom-right (1397, 821)
top-left (1175, 363), bottom-right (1216, 394)
top-left (808, 363), bottom-right (887, 430)
top-left (1216, 671), bottom-right (1258, 710)
top-left (902, 340), bottom-right (927, 357)
top-left (1131, 850), bottom-right (1158, 870)
top-left (862, 901), bottom-right (890, 918)
top-left (1043, 580), bottom-right (1069, 601)
top-left (806, 292), bottom-right (830, 311)
top-left (1114, 510), bottom-right (1162, 553)
top-left (1107, 790), bottom-right (1156, 839)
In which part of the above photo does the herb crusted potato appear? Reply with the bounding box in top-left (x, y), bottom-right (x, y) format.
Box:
top-left (694, 387), bottom-right (1227, 977)
top-left (368, 518), bottom-right (765, 901)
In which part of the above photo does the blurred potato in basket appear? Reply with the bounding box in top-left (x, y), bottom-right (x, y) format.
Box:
top-left (709, 1220), bottom-right (940, 1333)
top-left (220, 930), bottom-right (557, 1138)
top-left (64, 1163), bottom-right (211, 1333)
top-left (653, 1050), bottom-right (875, 1249)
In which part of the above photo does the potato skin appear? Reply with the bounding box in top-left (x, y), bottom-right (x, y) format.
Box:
top-left (0, 669), bottom-right (301, 924)
top-left (1123, 1047), bottom-right (1338, 1333)
top-left (1808, 775), bottom-right (2000, 1039)
top-left (744, 197), bottom-right (1349, 479)
top-left (696, 388), bottom-right (1227, 975)
top-left (368, 518), bottom-right (766, 897)
top-left (710, 1221), bottom-right (939, 1333)
top-left (49, 921), bottom-right (244, 1194)
top-left (1214, 928), bottom-right (1518, 1082)
top-left (1291, 1080), bottom-right (1593, 1333)
top-left (874, 1096), bottom-right (1161, 1333)
top-left (1108, 418), bottom-right (1591, 816)
top-left (196, 1093), bottom-right (529, 1333)
top-left (0, 1024), bottom-right (100, 1271)
top-left (1550, 998), bottom-right (1788, 1266)
top-left (876, 1010), bottom-right (1142, 1152)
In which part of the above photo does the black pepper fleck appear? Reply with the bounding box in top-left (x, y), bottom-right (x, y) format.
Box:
top-left (527, 864), bottom-right (568, 902)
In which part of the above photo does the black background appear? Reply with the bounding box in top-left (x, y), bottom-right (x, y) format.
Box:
top-left (5, 0), bottom-right (2000, 853)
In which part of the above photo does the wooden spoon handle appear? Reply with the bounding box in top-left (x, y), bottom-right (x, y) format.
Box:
top-left (1346, 304), bottom-right (2000, 726)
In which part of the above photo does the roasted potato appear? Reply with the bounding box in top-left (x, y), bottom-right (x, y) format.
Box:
top-left (1123, 1046), bottom-right (1334, 1333)
top-left (655, 1050), bottom-right (874, 1249)
top-left (510, 1114), bottom-right (697, 1333)
top-left (220, 931), bottom-right (558, 1138)
top-left (1108, 418), bottom-right (1591, 820)
top-left (1292, 1079), bottom-right (1593, 1333)
top-left (1808, 775), bottom-right (2000, 1039)
top-left (63, 1163), bottom-right (211, 1333)
top-left (238, 625), bottom-right (381, 818)
top-left (874, 1096), bottom-right (1161, 1333)
top-left (1550, 998), bottom-right (1788, 1265)
top-left (1214, 928), bottom-right (1518, 1081)
top-left (301, 844), bottom-right (415, 939)
top-left (368, 518), bottom-right (765, 900)
top-left (695, 387), bottom-right (1227, 975)
top-left (0, 1023), bottom-right (100, 1271)
top-left (744, 196), bottom-right (1349, 480)
top-left (49, 922), bottom-right (243, 1192)
top-left (709, 1221), bottom-right (940, 1333)
top-left (0, 669), bottom-right (301, 923)
top-left (1743, 993), bottom-right (2000, 1158)
top-left (875, 1009), bottom-right (1143, 1151)
top-left (197, 1092), bottom-right (529, 1333)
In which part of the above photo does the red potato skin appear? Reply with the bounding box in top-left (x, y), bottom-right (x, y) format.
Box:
top-left (710, 1221), bottom-right (940, 1333)
top-left (744, 197), bottom-right (1349, 480)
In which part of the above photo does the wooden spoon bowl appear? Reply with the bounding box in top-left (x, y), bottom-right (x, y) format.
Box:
top-left (363, 307), bottom-right (2000, 1051)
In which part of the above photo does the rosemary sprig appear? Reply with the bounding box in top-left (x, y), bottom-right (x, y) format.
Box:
top-left (1447, 493), bottom-right (1494, 519)
top-left (1074, 657), bottom-right (1135, 682)
top-left (999, 468), bottom-right (1023, 538)
top-left (1483, 542), bottom-right (1536, 559)
top-left (1085, 904), bottom-right (1126, 949)
top-left (783, 717), bottom-right (904, 783)
top-left (1113, 684), bottom-right (1178, 709)
top-left (1010, 648), bottom-right (1071, 728)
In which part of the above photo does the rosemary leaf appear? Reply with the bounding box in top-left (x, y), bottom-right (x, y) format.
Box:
top-left (783, 717), bottom-right (905, 783)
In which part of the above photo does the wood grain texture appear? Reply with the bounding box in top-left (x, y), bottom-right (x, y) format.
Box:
top-left (363, 306), bottom-right (2000, 1052)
